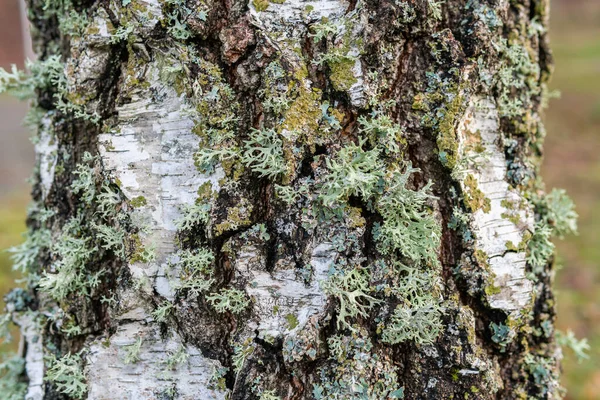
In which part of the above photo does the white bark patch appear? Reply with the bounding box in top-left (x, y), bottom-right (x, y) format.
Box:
top-left (99, 64), bottom-right (223, 299)
top-left (35, 117), bottom-right (57, 200)
top-left (132, 0), bottom-right (163, 31)
top-left (249, 0), bottom-right (348, 31)
top-left (457, 97), bottom-right (534, 314)
top-left (13, 312), bottom-right (44, 400)
top-left (347, 50), bottom-right (365, 108)
top-left (238, 242), bottom-right (336, 340)
top-left (250, 0), bottom-right (366, 106)
top-left (91, 11), bottom-right (112, 40)
top-left (86, 323), bottom-right (227, 400)
top-left (89, 59), bottom-right (228, 400)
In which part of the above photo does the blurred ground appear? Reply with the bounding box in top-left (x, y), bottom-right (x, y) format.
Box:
top-left (545, 1), bottom-right (600, 398)
top-left (0, 0), bottom-right (598, 397)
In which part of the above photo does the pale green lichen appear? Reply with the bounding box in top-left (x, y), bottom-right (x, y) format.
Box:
top-left (44, 352), bottom-right (87, 399)
top-left (540, 188), bottom-right (578, 238)
top-left (526, 222), bottom-right (554, 274)
top-left (318, 138), bottom-right (384, 207)
top-left (38, 216), bottom-right (101, 301)
top-left (123, 337), bottom-right (143, 364)
top-left (427, 0), bottom-right (444, 21)
top-left (232, 338), bottom-right (255, 375)
top-left (152, 301), bottom-right (174, 323)
top-left (242, 128), bottom-right (286, 179)
top-left (313, 332), bottom-right (404, 399)
top-left (523, 354), bottom-right (562, 398)
top-left (207, 288), bottom-right (250, 314)
top-left (374, 165), bottom-right (441, 266)
top-left (381, 263), bottom-right (443, 345)
top-left (161, 0), bottom-right (204, 40)
top-left (92, 222), bottom-right (126, 259)
top-left (71, 156), bottom-right (98, 204)
top-left (0, 55), bottom-right (63, 100)
top-left (358, 110), bottom-right (405, 156)
top-left (8, 209), bottom-right (52, 274)
top-left (194, 147), bottom-right (238, 175)
top-left (259, 390), bottom-right (281, 400)
top-left (495, 40), bottom-right (541, 123)
top-left (321, 268), bottom-right (381, 331)
top-left (164, 344), bottom-right (189, 370)
top-left (173, 248), bottom-right (215, 296)
top-left (175, 202), bottom-right (211, 231)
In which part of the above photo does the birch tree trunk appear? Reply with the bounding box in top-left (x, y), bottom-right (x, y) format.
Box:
top-left (2, 0), bottom-right (577, 399)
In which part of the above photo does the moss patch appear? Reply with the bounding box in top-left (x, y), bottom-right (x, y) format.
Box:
top-left (252, 0), bottom-right (269, 11)
top-left (463, 174), bottom-right (491, 213)
top-left (328, 58), bottom-right (357, 92)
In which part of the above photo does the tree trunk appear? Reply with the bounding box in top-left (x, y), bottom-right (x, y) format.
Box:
top-left (2, 0), bottom-right (575, 399)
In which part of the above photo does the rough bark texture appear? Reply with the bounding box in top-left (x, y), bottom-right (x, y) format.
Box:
top-left (2, 0), bottom-right (575, 399)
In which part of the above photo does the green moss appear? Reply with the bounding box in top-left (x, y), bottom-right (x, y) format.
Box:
top-left (436, 94), bottom-right (462, 169)
top-left (285, 313), bottom-right (299, 329)
top-left (501, 211), bottom-right (522, 226)
top-left (130, 196), bottom-right (147, 208)
top-left (215, 200), bottom-right (253, 236)
top-left (346, 207), bottom-right (366, 229)
top-left (450, 368), bottom-right (459, 382)
top-left (484, 284), bottom-right (501, 296)
top-left (197, 182), bottom-right (215, 202)
top-left (505, 240), bottom-right (518, 252)
top-left (463, 174), bottom-right (491, 213)
top-left (129, 233), bottom-right (155, 264)
top-left (281, 85), bottom-right (322, 139)
top-left (473, 249), bottom-right (489, 269)
top-left (328, 58), bottom-right (357, 92)
top-left (252, 0), bottom-right (269, 11)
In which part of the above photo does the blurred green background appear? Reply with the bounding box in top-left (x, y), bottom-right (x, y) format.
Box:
top-left (0, 0), bottom-right (598, 398)
top-left (544, 1), bottom-right (600, 398)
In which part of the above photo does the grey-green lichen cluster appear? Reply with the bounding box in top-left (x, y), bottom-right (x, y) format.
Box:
top-left (0, 0), bottom-right (588, 398)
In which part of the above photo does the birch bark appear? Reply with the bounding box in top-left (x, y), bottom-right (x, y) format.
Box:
top-left (3, 0), bottom-right (571, 398)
